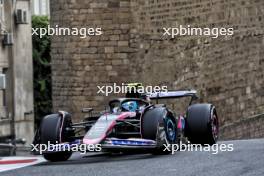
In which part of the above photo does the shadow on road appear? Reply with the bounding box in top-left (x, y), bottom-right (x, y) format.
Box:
top-left (36, 152), bottom-right (170, 166)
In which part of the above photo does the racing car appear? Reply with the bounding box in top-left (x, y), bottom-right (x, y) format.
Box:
top-left (34, 87), bottom-right (219, 162)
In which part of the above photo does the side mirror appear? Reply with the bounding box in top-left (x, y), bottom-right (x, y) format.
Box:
top-left (189, 95), bottom-right (199, 105)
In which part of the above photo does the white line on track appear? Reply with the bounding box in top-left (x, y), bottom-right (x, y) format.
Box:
top-left (0, 156), bottom-right (46, 172)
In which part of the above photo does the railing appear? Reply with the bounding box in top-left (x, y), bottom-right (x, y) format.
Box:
top-left (0, 143), bottom-right (15, 156)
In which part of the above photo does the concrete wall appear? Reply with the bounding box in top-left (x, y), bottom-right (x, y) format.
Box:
top-left (50, 0), bottom-right (264, 139)
top-left (0, 0), bottom-right (13, 138)
top-left (0, 0), bottom-right (34, 145)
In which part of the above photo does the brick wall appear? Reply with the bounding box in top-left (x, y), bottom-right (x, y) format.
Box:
top-left (51, 0), bottom-right (264, 139)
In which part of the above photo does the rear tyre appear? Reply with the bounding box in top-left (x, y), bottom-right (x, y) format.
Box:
top-left (185, 104), bottom-right (219, 145)
top-left (40, 113), bottom-right (73, 162)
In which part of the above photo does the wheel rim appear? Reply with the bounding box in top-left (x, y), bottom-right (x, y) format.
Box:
top-left (165, 118), bottom-right (176, 142)
top-left (211, 111), bottom-right (219, 141)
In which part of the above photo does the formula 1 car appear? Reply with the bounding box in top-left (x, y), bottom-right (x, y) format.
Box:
top-left (34, 88), bottom-right (219, 162)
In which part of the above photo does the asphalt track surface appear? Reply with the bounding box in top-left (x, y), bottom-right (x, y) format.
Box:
top-left (1, 139), bottom-right (264, 176)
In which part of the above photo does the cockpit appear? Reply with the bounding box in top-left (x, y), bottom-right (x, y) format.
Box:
top-left (109, 98), bottom-right (150, 113)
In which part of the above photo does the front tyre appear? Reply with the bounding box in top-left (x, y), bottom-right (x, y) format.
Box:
top-left (141, 107), bottom-right (177, 154)
top-left (40, 112), bottom-right (73, 162)
top-left (43, 152), bottom-right (72, 162)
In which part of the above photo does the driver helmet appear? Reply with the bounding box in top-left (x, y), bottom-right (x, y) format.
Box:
top-left (122, 101), bottom-right (138, 112)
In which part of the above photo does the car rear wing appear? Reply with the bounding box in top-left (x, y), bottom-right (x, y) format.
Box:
top-left (149, 90), bottom-right (197, 99)
top-left (148, 90), bottom-right (198, 105)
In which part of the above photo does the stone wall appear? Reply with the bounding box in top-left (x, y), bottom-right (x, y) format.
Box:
top-left (51, 0), bottom-right (137, 119)
top-left (221, 113), bottom-right (264, 140)
top-left (130, 0), bottom-right (264, 134)
top-left (51, 0), bottom-right (264, 139)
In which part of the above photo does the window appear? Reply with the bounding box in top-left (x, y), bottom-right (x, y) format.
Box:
top-left (0, 0), bottom-right (4, 25)
top-left (2, 68), bottom-right (7, 107)
top-left (0, 68), bottom-right (7, 119)
top-left (33, 0), bottom-right (50, 16)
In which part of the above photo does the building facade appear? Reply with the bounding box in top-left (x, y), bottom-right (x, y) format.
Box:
top-left (0, 0), bottom-right (34, 145)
